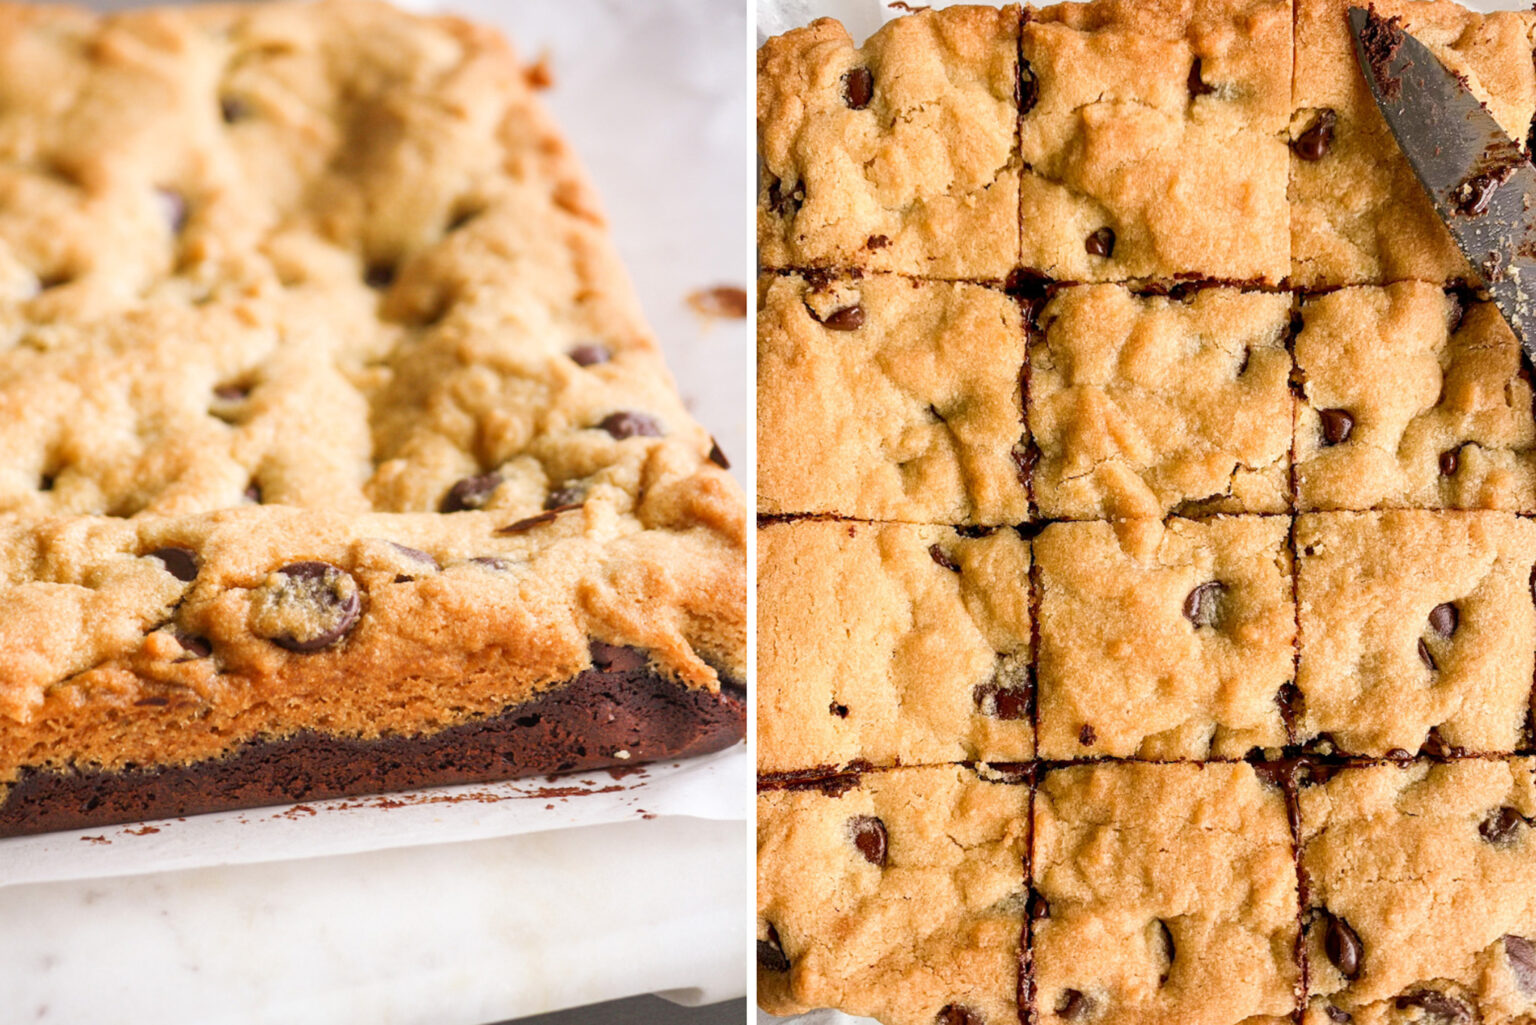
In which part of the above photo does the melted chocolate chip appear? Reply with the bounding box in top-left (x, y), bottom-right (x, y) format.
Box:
top-left (1292, 109), bottom-right (1337, 161)
top-left (599, 411), bottom-right (663, 440)
top-left (1012, 442), bottom-right (1040, 489)
top-left (1188, 57), bottom-right (1216, 97)
top-left (843, 66), bottom-right (874, 109)
top-left (1319, 408), bottom-right (1355, 445)
top-left (148, 546), bottom-right (199, 583)
top-left (569, 343), bottom-right (611, 367)
top-left (1028, 889), bottom-right (1051, 920)
top-left (441, 472), bottom-right (503, 513)
top-left (1056, 989), bottom-right (1091, 1020)
top-left (387, 542), bottom-right (439, 571)
top-left (814, 305), bottom-right (865, 331)
top-left (708, 438), bottom-right (731, 469)
top-left (1429, 602), bottom-right (1459, 638)
top-left (936, 1006), bottom-right (982, 1025)
top-left (1183, 581), bottom-right (1225, 629)
top-left (974, 680), bottom-right (1031, 721)
top-left (175, 632), bottom-right (212, 658)
top-left (1481, 806), bottom-right (1526, 844)
top-left (1418, 637), bottom-right (1437, 672)
top-left (1323, 1006), bottom-right (1352, 1023)
top-left (364, 262), bottom-right (397, 289)
top-left (545, 484), bottom-right (586, 510)
top-left (766, 177), bottom-right (803, 218)
top-left (253, 562), bottom-right (362, 653)
top-left (1439, 447), bottom-right (1460, 476)
top-left (1079, 724), bottom-right (1097, 746)
top-left (498, 509), bottom-right (570, 534)
top-left (213, 382), bottom-right (250, 402)
top-left (590, 641), bottom-right (647, 674)
top-left (1423, 727), bottom-right (1459, 758)
top-left (1321, 910), bottom-right (1363, 980)
top-left (929, 544), bottom-right (960, 572)
top-left (758, 925), bottom-right (791, 973)
top-left (1005, 268), bottom-right (1051, 300)
top-left (1394, 990), bottom-right (1470, 1023)
top-left (1506, 935), bottom-right (1536, 995)
top-left (1018, 58), bottom-right (1039, 116)
top-left (848, 815), bottom-right (888, 866)
top-left (1085, 227), bottom-right (1116, 258)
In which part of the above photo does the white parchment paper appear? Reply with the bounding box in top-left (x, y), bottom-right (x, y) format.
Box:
top-left (0, 0), bottom-right (749, 890)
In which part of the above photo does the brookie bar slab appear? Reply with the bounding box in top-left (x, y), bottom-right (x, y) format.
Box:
top-left (0, 0), bottom-right (745, 835)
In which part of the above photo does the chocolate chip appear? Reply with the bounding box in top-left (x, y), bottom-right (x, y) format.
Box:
top-left (1439, 447), bottom-right (1460, 476)
top-left (148, 547), bottom-right (198, 583)
top-left (1236, 346), bottom-right (1252, 376)
top-left (244, 482), bottom-right (263, 504)
top-left (156, 188), bottom-right (188, 234)
top-left (708, 438), bottom-right (731, 469)
top-left (497, 509), bottom-right (570, 534)
top-left (591, 641), bottom-right (647, 674)
top-left (219, 95), bottom-right (250, 123)
top-left (1155, 920), bottom-right (1175, 985)
top-left (1056, 990), bottom-right (1091, 1020)
top-left (545, 484), bottom-right (586, 510)
top-left (813, 305), bottom-right (865, 331)
top-left (866, 234), bottom-right (889, 250)
top-left (468, 555), bottom-right (515, 571)
top-left (1188, 57), bottom-right (1216, 97)
top-left (599, 411), bottom-right (663, 439)
top-left (766, 176), bottom-right (803, 218)
top-left (830, 702), bottom-right (849, 718)
top-left (441, 472), bottom-right (503, 513)
top-left (251, 562), bottom-right (361, 653)
top-left (38, 473), bottom-right (54, 492)
top-left (1423, 727), bottom-right (1458, 758)
top-left (1012, 442), bottom-right (1039, 489)
top-left (757, 925), bottom-right (790, 973)
top-left (1481, 806), bottom-right (1526, 843)
top-left (1079, 724), bottom-right (1097, 746)
top-left (1321, 910), bottom-right (1363, 980)
top-left (175, 632), bottom-right (212, 658)
top-left (1394, 991), bottom-right (1469, 1023)
top-left (1005, 268), bottom-right (1051, 300)
top-left (1018, 58), bottom-right (1039, 115)
top-left (1292, 109), bottom-right (1337, 161)
top-left (213, 382), bottom-right (250, 402)
top-left (974, 680), bottom-right (1031, 721)
top-left (1183, 581), bottom-right (1225, 629)
top-left (1085, 227), bottom-right (1116, 258)
top-left (569, 342), bottom-right (612, 368)
top-left (1319, 408), bottom-right (1354, 445)
top-left (387, 542), bottom-right (439, 571)
top-left (1418, 637), bottom-right (1437, 671)
top-left (1028, 889), bottom-right (1051, 920)
top-left (848, 815), bottom-right (887, 866)
top-left (929, 544), bottom-right (960, 572)
top-left (936, 1006), bottom-right (982, 1025)
top-left (1506, 935), bottom-right (1536, 995)
top-left (1323, 1006), bottom-right (1352, 1023)
top-left (1429, 602), bottom-right (1459, 638)
top-left (843, 66), bottom-right (873, 109)
top-left (364, 262), bottom-right (397, 289)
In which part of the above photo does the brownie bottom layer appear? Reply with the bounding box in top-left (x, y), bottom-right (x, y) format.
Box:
top-left (0, 653), bottom-right (745, 838)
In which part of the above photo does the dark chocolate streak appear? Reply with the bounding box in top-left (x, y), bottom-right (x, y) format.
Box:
top-left (0, 652), bottom-right (744, 837)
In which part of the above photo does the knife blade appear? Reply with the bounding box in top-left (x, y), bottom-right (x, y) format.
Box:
top-left (1348, 5), bottom-right (1536, 358)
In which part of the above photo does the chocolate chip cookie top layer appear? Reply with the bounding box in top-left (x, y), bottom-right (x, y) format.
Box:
top-left (0, 0), bottom-right (745, 786)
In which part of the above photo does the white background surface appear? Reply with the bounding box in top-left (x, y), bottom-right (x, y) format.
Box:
top-left (2, 2), bottom-right (751, 1023)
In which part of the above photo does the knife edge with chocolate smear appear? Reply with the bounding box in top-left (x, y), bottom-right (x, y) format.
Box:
top-left (1349, 4), bottom-right (1536, 359)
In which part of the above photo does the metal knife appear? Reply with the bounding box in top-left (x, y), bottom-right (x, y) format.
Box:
top-left (1348, 5), bottom-right (1536, 358)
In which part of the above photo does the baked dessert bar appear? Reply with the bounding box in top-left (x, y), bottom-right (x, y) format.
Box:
top-left (1028, 285), bottom-right (1294, 520)
top-left (1294, 283), bottom-right (1536, 512)
top-left (1018, 0), bottom-right (1291, 284)
top-left (0, 0), bottom-right (745, 836)
top-left (1295, 511), bottom-right (1536, 757)
top-left (1298, 759), bottom-right (1536, 1024)
top-left (758, 519), bottom-right (1032, 776)
top-left (1290, 0), bottom-right (1536, 285)
top-left (1032, 762), bottom-right (1300, 1025)
top-left (758, 765), bottom-right (1030, 1025)
top-left (757, 6), bottom-right (1022, 281)
top-left (1034, 516), bottom-right (1295, 761)
top-left (758, 272), bottom-right (1029, 526)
